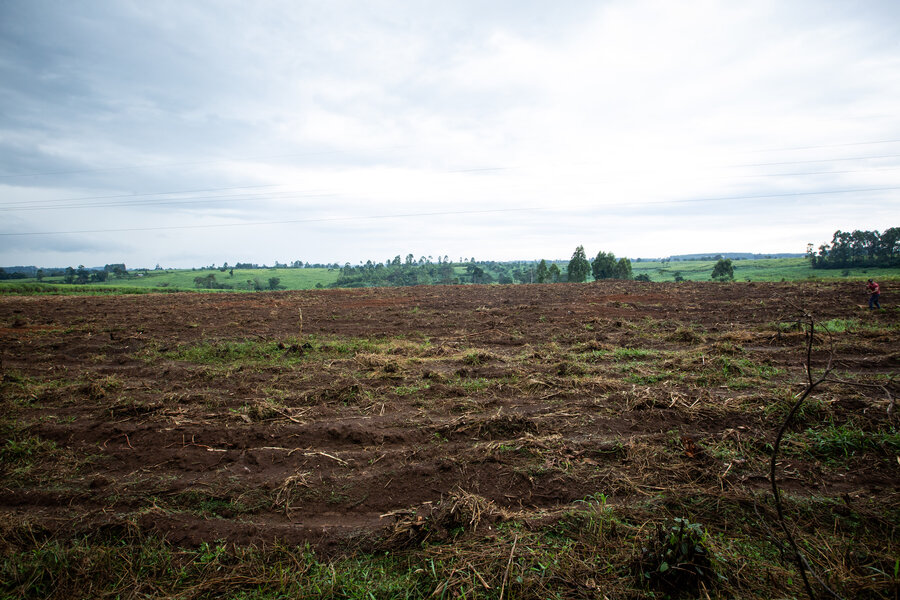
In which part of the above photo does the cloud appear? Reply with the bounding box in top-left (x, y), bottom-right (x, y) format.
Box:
top-left (0, 0), bottom-right (898, 267)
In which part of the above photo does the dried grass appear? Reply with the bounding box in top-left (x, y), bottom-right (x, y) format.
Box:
top-left (380, 488), bottom-right (513, 549)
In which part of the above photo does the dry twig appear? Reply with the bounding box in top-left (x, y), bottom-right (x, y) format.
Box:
top-left (768, 311), bottom-right (844, 600)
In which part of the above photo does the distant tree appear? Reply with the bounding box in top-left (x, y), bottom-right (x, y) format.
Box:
top-left (268, 277), bottom-right (281, 290)
top-left (673, 271), bottom-right (684, 282)
top-left (634, 274), bottom-right (651, 282)
top-left (471, 266), bottom-right (485, 283)
top-left (535, 259), bottom-right (549, 283)
top-left (91, 270), bottom-right (108, 282)
top-left (614, 257), bottom-right (633, 280)
top-left (548, 263), bottom-right (561, 283)
top-left (591, 251), bottom-right (617, 280)
top-left (75, 265), bottom-right (89, 284)
top-left (64, 267), bottom-right (75, 284)
top-left (567, 245), bottom-right (591, 283)
top-left (36, 269), bottom-right (44, 282)
top-left (880, 227), bottom-right (900, 260)
top-left (711, 258), bottom-right (734, 281)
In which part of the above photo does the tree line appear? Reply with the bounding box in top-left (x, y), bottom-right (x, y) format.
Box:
top-left (566, 246), bottom-right (636, 282)
top-left (809, 227), bottom-right (899, 269)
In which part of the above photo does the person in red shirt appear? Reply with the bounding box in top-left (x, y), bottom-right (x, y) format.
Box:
top-left (866, 279), bottom-right (881, 309)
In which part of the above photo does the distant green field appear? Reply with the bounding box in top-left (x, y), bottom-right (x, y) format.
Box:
top-left (632, 257), bottom-right (900, 282)
top-left (12, 268), bottom-right (340, 293)
top-left (3, 259), bottom-right (899, 295)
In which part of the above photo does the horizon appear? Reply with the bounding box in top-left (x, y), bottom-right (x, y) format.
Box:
top-left (2, 250), bottom-right (807, 272)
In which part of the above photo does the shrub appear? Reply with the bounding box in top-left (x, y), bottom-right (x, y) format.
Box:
top-left (634, 518), bottom-right (721, 594)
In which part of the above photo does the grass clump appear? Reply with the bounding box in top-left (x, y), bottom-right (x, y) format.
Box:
top-left (613, 348), bottom-right (657, 361)
top-left (802, 421), bottom-right (900, 460)
top-left (164, 339), bottom-right (307, 365)
top-left (1, 436), bottom-right (58, 465)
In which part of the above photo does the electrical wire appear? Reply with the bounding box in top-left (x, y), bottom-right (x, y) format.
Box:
top-left (3, 184), bottom-right (897, 237)
top-left (0, 207), bottom-right (542, 236)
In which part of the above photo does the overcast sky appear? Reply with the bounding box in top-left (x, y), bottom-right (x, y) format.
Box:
top-left (1, 0), bottom-right (899, 268)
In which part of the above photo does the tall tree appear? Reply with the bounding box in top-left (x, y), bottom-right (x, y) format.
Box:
top-left (591, 251), bottom-right (617, 280)
top-left (548, 263), bottom-right (561, 283)
top-left (567, 246), bottom-right (591, 283)
top-left (535, 259), bottom-right (549, 283)
top-left (614, 257), bottom-right (633, 279)
top-left (881, 227), bottom-right (900, 259)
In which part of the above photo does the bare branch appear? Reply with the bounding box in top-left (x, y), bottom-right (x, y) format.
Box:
top-left (768, 314), bottom-right (844, 600)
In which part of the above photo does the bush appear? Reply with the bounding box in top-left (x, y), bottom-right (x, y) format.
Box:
top-left (711, 259), bottom-right (734, 281)
top-left (634, 518), bottom-right (721, 594)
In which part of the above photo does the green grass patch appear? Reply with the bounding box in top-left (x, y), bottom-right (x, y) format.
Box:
top-left (819, 318), bottom-right (900, 333)
top-left (0, 282), bottom-right (181, 295)
top-left (801, 421), bottom-right (900, 460)
top-left (1, 436), bottom-right (58, 465)
top-left (159, 335), bottom-right (383, 366)
top-left (631, 257), bottom-right (900, 282)
top-left (612, 348), bottom-right (657, 361)
top-left (164, 339), bottom-right (307, 365)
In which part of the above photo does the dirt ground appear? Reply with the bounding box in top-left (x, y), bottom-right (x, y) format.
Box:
top-left (1, 280), bottom-right (897, 557)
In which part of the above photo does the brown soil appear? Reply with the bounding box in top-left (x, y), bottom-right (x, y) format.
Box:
top-left (1, 280), bottom-right (897, 552)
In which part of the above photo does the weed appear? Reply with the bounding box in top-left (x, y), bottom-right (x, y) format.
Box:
top-left (634, 517), bottom-right (722, 594)
top-left (1, 436), bottom-right (58, 464)
top-left (613, 348), bottom-right (656, 361)
top-left (802, 421), bottom-right (900, 460)
top-left (462, 351), bottom-right (485, 366)
top-left (393, 383), bottom-right (429, 396)
top-left (626, 372), bottom-right (671, 385)
top-left (457, 377), bottom-right (490, 392)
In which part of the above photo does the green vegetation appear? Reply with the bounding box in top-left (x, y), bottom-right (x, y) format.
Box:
top-left (591, 250), bottom-right (633, 280)
top-left (711, 258), bottom-right (735, 281)
top-left (810, 227), bottom-right (900, 269)
top-left (795, 421), bottom-right (900, 460)
top-left (632, 256), bottom-right (900, 282)
top-left (567, 245), bottom-right (591, 283)
top-left (6, 253), bottom-right (900, 296)
top-left (2, 267), bottom-right (339, 293)
top-left (156, 335), bottom-right (386, 367)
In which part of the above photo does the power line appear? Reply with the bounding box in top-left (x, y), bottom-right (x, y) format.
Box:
top-left (3, 184), bottom-right (897, 237)
top-left (658, 185), bottom-right (900, 205)
top-left (741, 138), bottom-right (900, 154)
top-left (0, 146), bottom-right (409, 179)
top-left (731, 153), bottom-right (900, 168)
top-left (2, 138), bottom-right (899, 180)
top-left (0, 184), bottom-right (283, 208)
top-left (4, 159), bottom-right (899, 212)
top-left (0, 207), bottom-right (543, 236)
top-left (0, 190), bottom-right (336, 212)
top-left (729, 165), bottom-right (900, 178)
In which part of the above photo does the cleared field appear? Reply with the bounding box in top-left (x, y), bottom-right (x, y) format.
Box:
top-left (632, 257), bottom-right (900, 282)
top-left (1, 281), bottom-right (897, 598)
